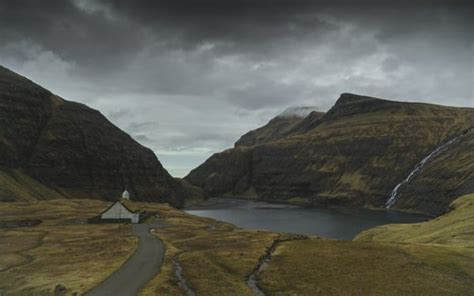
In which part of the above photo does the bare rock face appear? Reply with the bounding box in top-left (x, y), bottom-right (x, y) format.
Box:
top-left (186, 93), bottom-right (474, 215)
top-left (0, 66), bottom-right (194, 207)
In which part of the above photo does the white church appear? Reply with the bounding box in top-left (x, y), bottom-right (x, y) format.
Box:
top-left (98, 190), bottom-right (140, 223)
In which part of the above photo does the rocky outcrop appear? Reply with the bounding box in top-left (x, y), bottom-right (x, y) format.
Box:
top-left (186, 93), bottom-right (474, 215)
top-left (0, 66), bottom-right (195, 207)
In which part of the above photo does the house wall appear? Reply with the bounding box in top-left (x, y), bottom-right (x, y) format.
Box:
top-left (101, 202), bottom-right (134, 219)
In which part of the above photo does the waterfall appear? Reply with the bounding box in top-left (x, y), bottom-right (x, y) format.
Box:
top-left (385, 128), bottom-right (474, 208)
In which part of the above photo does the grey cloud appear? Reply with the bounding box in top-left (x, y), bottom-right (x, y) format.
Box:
top-left (106, 109), bottom-right (129, 122)
top-left (225, 80), bottom-right (315, 110)
top-left (134, 134), bottom-right (154, 144)
top-left (0, 0), bottom-right (472, 176)
top-left (127, 121), bottom-right (160, 133)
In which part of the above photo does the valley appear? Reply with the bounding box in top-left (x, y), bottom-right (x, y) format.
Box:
top-left (0, 66), bottom-right (473, 295)
top-left (1, 1), bottom-right (473, 295)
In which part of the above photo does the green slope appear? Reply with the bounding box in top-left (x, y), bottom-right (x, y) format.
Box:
top-left (0, 167), bottom-right (65, 202)
top-left (355, 193), bottom-right (474, 247)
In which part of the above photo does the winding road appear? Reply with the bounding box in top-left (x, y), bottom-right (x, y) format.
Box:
top-left (86, 221), bottom-right (165, 296)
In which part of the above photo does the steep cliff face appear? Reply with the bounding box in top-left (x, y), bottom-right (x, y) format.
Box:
top-left (0, 66), bottom-right (195, 207)
top-left (393, 129), bottom-right (474, 216)
top-left (186, 93), bottom-right (474, 215)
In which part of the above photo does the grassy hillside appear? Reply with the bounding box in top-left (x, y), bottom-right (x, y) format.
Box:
top-left (354, 194), bottom-right (474, 294)
top-left (0, 168), bottom-right (65, 202)
top-left (258, 239), bottom-right (473, 296)
top-left (0, 65), bottom-right (197, 206)
top-left (235, 115), bottom-right (303, 147)
top-left (235, 110), bottom-right (325, 147)
top-left (187, 93), bottom-right (474, 215)
top-left (355, 193), bottom-right (474, 247)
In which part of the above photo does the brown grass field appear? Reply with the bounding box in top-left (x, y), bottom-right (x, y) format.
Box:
top-left (0, 199), bottom-right (161, 295)
top-left (140, 204), bottom-right (279, 295)
top-left (0, 195), bottom-right (473, 295)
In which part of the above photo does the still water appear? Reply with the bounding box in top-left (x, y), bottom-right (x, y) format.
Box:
top-left (186, 198), bottom-right (428, 240)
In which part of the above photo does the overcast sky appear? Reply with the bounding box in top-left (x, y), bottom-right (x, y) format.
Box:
top-left (0, 0), bottom-right (472, 177)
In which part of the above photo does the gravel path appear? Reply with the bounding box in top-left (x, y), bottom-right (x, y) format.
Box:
top-left (86, 221), bottom-right (165, 296)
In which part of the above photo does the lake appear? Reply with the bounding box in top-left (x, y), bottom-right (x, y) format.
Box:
top-left (186, 198), bottom-right (428, 240)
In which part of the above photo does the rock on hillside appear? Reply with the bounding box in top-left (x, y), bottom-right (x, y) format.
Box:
top-left (186, 93), bottom-right (474, 215)
top-left (0, 66), bottom-right (196, 207)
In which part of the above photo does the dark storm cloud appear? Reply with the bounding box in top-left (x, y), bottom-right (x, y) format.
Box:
top-left (3, 0), bottom-right (469, 71)
top-left (0, 0), bottom-right (149, 74)
top-left (101, 0), bottom-right (336, 53)
top-left (0, 0), bottom-right (472, 176)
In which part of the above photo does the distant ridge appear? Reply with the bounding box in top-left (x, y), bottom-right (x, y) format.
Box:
top-left (235, 106), bottom-right (325, 147)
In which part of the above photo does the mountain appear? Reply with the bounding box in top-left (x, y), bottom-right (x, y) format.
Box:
top-left (0, 66), bottom-right (198, 207)
top-left (186, 93), bottom-right (474, 215)
top-left (235, 107), bottom-right (324, 147)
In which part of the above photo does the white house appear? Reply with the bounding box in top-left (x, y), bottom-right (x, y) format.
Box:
top-left (99, 201), bottom-right (139, 223)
